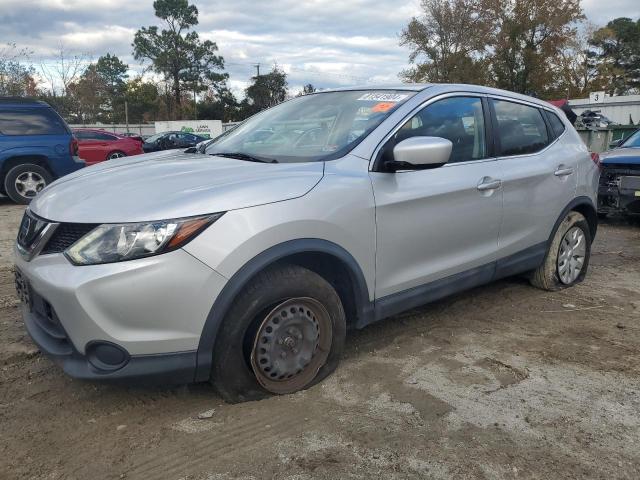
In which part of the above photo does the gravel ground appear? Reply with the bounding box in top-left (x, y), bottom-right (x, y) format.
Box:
top-left (0, 197), bottom-right (639, 480)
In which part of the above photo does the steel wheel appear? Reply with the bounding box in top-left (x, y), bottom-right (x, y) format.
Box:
top-left (557, 226), bottom-right (586, 284)
top-left (108, 151), bottom-right (126, 159)
top-left (15, 171), bottom-right (46, 199)
top-left (250, 297), bottom-right (332, 394)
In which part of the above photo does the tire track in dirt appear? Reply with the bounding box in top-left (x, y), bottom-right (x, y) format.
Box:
top-left (127, 408), bottom-right (316, 479)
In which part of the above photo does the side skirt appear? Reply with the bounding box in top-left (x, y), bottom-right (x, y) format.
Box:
top-left (358, 242), bottom-right (547, 329)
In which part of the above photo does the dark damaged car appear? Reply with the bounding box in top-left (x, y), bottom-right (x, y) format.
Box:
top-left (598, 129), bottom-right (640, 217)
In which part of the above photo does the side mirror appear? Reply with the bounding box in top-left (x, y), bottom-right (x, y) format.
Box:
top-left (387, 136), bottom-right (452, 172)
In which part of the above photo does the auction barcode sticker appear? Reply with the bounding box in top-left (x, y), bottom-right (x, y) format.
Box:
top-left (357, 93), bottom-right (409, 102)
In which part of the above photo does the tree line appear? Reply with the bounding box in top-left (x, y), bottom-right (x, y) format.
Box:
top-left (400, 0), bottom-right (640, 99)
top-left (0, 0), bottom-right (306, 124)
top-left (1, 0), bottom-right (638, 124)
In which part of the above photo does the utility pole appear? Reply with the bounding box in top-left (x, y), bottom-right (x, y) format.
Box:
top-left (254, 63), bottom-right (260, 77)
top-left (124, 100), bottom-right (129, 133)
top-left (194, 86), bottom-right (197, 120)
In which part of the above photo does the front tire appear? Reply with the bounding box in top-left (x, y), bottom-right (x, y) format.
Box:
top-left (211, 265), bottom-right (346, 403)
top-left (3, 163), bottom-right (53, 204)
top-left (530, 211), bottom-right (591, 291)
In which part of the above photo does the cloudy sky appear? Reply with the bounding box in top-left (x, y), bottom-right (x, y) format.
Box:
top-left (1, 0), bottom-right (639, 97)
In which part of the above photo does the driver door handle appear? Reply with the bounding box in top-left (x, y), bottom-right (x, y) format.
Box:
top-left (477, 178), bottom-right (502, 191)
top-left (554, 166), bottom-right (574, 177)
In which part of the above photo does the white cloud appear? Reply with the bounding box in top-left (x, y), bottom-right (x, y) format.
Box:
top-left (60, 25), bottom-right (137, 53)
top-left (0, 0), bottom-right (638, 100)
top-left (583, 0), bottom-right (640, 25)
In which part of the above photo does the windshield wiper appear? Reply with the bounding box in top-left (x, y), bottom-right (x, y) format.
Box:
top-left (211, 152), bottom-right (278, 163)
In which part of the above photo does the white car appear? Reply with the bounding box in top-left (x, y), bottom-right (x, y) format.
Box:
top-left (15, 84), bottom-right (599, 402)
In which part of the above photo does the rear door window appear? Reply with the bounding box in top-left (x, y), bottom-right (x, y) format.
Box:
top-left (491, 100), bottom-right (549, 156)
top-left (0, 108), bottom-right (68, 135)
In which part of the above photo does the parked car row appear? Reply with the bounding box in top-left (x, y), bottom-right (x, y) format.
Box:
top-left (72, 129), bottom-right (144, 165)
top-left (0, 97), bottom-right (213, 204)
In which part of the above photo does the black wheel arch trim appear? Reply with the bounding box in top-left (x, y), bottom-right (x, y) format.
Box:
top-left (550, 196), bottom-right (598, 243)
top-left (194, 238), bottom-right (373, 382)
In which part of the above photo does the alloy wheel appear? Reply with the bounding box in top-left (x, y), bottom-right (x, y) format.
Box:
top-left (557, 226), bottom-right (586, 284)
top-left (15, 171), bottom-right (46, 199)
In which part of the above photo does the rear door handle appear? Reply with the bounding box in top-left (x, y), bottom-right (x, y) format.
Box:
top-left (554, 167), bottom-right (574, 177)
top-left (477, 178), bottom-right (502, 191)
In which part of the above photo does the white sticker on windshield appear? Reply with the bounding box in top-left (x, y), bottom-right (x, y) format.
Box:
top-left (357, 93), bottom-right (409, 102)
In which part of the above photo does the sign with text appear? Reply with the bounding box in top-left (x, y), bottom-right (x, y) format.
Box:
top-left (155, 120), bottom-right (223, 139)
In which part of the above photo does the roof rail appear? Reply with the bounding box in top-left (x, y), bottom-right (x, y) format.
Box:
top-left (0, 97), bottom-right (48, 105)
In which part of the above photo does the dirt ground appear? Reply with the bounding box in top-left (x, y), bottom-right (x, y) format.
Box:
top-left (1, 198), bottom-right (639, 480)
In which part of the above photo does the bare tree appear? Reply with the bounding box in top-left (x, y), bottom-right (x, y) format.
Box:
top-left (39, 45), bottom-right (89, 97)
top-left (551, 23), bottom-right (605, 98)
top-left (0, 43), bottom-right (37, 96)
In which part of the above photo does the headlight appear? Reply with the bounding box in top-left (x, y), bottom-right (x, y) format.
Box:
top-left (65, 213), bottom-right (224, 265)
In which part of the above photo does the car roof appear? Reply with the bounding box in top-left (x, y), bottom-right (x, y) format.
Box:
top-left (321, 84), bottom-right (431, 93)
top-left (0, 97), bottom-right (51, 108)
top-left (73, 128), bottom-right (123, 136)
top-left (73, 128), bottom-right (112, 132)
top-left (161, 131), bottom-right (202, 135)
top-left (318, 83), bottom-right (553, 109)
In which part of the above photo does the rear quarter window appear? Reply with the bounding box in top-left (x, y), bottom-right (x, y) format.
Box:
top-left (492, 100), bottom-right (549, 156)
top-left (0, 108), bottom-right (68, 136)
top-left (93, 132), bottom-right (118, 141)
top-left (545, 111), bottom-right (566, 139)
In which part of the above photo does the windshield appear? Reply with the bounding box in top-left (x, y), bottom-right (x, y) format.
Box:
top-left (205, 90), bottom-right (416, 162)
top-left (621, 130), bottom-right (640, 148)
top-left (145, 133), bottom-right (165, 143)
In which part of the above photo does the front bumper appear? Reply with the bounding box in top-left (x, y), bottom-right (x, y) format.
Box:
top-left (22, 301), bottom-right (197, 384)
top-left (598, 167), bottom-right (640, 215)
top-left (15, 247), bottom-right (228, 383)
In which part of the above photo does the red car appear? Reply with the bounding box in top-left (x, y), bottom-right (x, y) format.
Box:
top-left (73, 129), bottom-right (144, 165)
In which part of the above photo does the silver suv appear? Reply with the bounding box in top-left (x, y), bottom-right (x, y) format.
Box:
top-left (14, 84), bottom-right (600, 402)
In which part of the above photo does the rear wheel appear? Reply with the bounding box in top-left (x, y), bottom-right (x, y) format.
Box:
top-left (211, 265), bottom-right (346, 403)
top-left (530, 211), bottom-right (591, 291)
top-left (3, 163), bottom-right (53, 204)
top-left (107, 151), bottom-right (126, 160)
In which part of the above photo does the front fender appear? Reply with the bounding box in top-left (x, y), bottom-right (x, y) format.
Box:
top-left (192, 238), bottom-right (372, 382)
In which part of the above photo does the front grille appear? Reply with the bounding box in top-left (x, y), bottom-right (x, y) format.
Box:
top-left (16, 210), bottom-right (48, 251)
top-left (620, 175), bottom-right (640, 191)
top-left (41, 223), bottom-right (98, 255)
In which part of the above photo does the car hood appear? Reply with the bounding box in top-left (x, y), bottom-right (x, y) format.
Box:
top-left (30, 151), bottom-right (325, 223)
top-left (600, 147), bottom-right (640, 165)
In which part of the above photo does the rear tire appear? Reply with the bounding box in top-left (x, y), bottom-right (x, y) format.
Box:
top-left (107, 151), bottom-right (126, 160)
top-left (211, 265), bottom-right (346, 403)
top-left (530, 211), bottom-right (591, 291)
top-left (3, 163), bottom-right (53, 205)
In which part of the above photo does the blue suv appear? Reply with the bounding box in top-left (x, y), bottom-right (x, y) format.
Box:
top-left (0, 98), bottom-right (84, 204)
